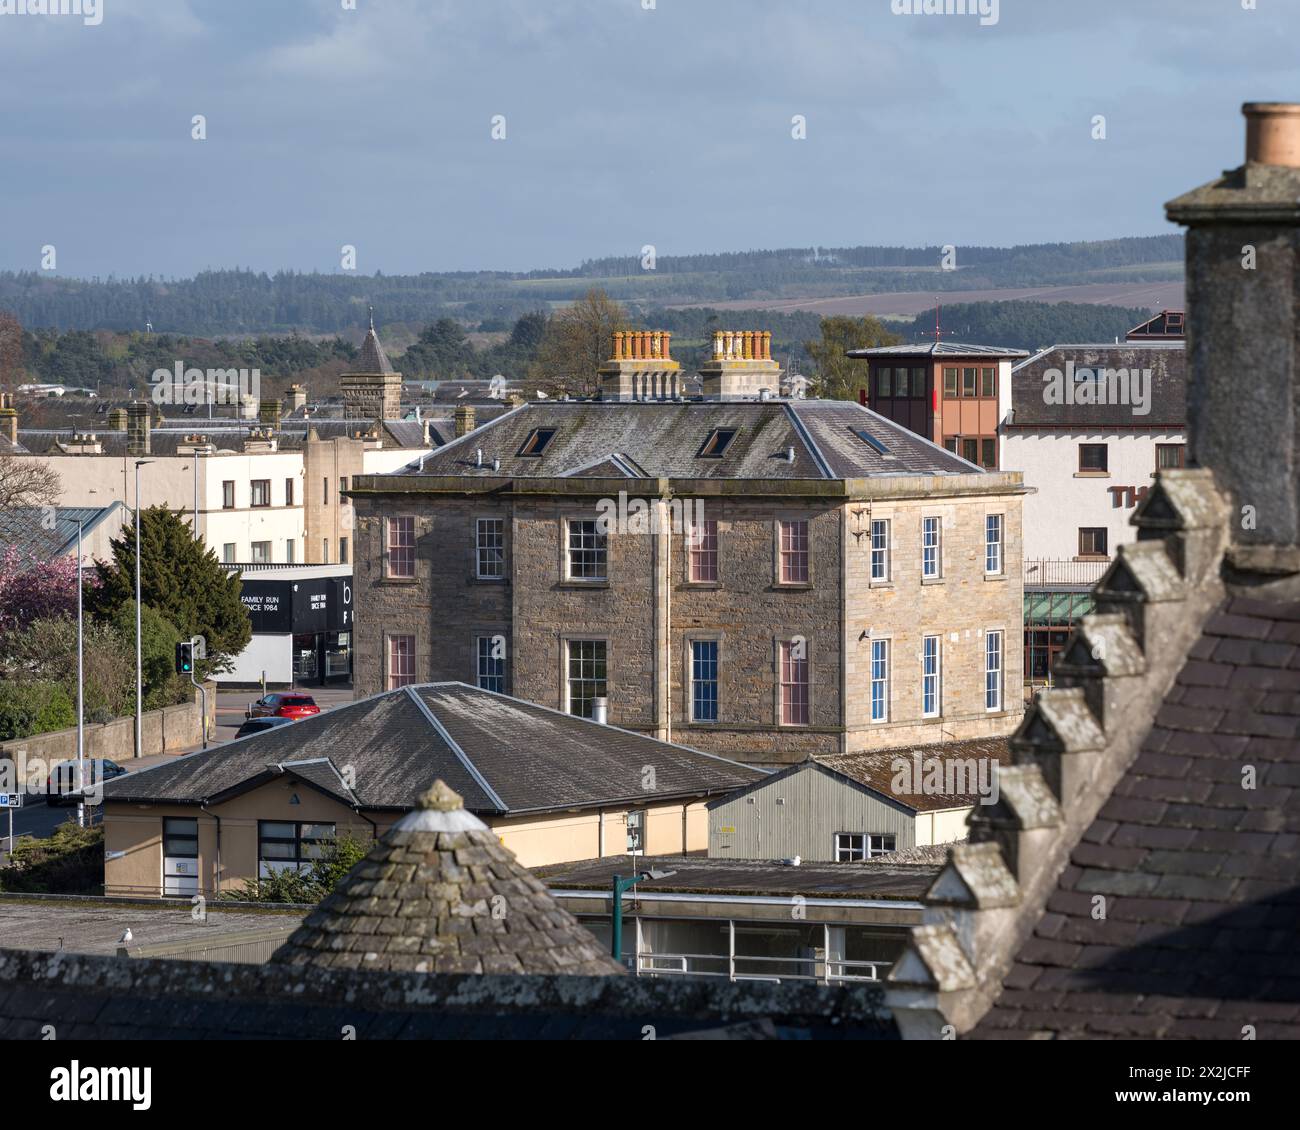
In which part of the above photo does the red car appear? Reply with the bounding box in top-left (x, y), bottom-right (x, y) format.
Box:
top-left (246, 693), bottom-right (320, 721)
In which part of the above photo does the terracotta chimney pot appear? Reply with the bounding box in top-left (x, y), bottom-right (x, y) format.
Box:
top-left (1244, 102), bottom-right (1300, 168)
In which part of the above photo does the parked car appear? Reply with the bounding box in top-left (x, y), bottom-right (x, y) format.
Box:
top-left (47, 758), bottom-right (128, 806)
top-left (245, 693), bottom-right (321, 721)
top-left (234, 716), bottom-right (298, 739)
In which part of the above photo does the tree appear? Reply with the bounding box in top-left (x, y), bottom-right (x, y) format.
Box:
top-left (0, 545), bottom-right (80, 639)
top-left (0, 455), bottom-right (61, 511)
top-left (109, 602), bottom-right (187, 709)
top-left (0, 616), bottom-right (135, 723)
top-left (526, 289), bottom-right (631, 398)
top-left (90, 507), bottom-right (251, 673)
top-left (0, 310), bottom-right (24, 392)
top-left (804, 315), bottom-right (903, 401)
top-left (399, 318), bottom-right (477, 379)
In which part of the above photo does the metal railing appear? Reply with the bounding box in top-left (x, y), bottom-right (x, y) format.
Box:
top-left (632, 950), bottom-right (891, 985)
top-left (1023, 558), bottom-right (1110, 589)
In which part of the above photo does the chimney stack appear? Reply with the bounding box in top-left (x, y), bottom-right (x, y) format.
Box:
top-left (0, 393), bottom-right (16, 446)
top-left (455, 403), bottom-right (476, 437)
top-left (286, 383), bottom-right (308, 413)
top-left (259, 397), bottom-right (282, 431)
top-left (598, 329), bottom-right (682, 402)
top-left (127, 400), bottom-right (151, 456)
top-left (1167, 102), bottom-right (1300, 565)
top-left (108, 406), bottom-right (128, 432)
top-left (698, 329), bottom-right (782, 401)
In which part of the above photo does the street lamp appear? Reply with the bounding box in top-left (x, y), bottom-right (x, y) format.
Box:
top-left (134, 459), bottom-right (154, 760)
top-left (76, 519), bottom-right (85, 828)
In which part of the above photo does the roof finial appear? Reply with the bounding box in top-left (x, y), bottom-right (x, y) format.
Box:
top-left (369, 305), bottom-right (375, 333)
top-left (417, 779), bottom-right (464, 812)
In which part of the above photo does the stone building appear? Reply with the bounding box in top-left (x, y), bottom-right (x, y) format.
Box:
top-left (349, 333), bottom-right (1028, 766)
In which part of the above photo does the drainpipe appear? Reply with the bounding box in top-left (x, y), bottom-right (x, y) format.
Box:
top-left (200, 802), bottom-right (221, 900)
top-left (354, 806), bottom-right (379, 842)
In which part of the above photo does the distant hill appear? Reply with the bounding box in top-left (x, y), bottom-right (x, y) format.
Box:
top-left (895, 301), bottom-right (1159, 353)
top-left (0, 235), bottom-right (1183, 336)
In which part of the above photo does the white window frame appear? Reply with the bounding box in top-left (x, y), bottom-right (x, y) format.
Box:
top-left (565, 638), bottom-right (608, 717)
top-left (387, 634), bottom-right (416, 690)
top-left (566, 519), bottom-right (607, 581)
top-left (870, 638), bottom-right (889, 723)
top-left (386, 515), bottom-right (417, 579)
top-left (476, 635), bottom-right (505, 693)
top-left (922, 635), bottom-right (941, 718)
top-left (690, 639), bottom-right (719, 723)
top-left (870, 519), bottom-right (890, 582)
top-left (985, 514), bottom-right (1004, 576)
top-left (867, 834), bottom-right (897, 858)
top-left (922, 516), bottom-right (941, 579)
top-left (985, 630), bottom-right (1004, 712)
top-left (476, 517), bottom-right (505, 580)
top-left (834, 833), bottom-right (866, 862)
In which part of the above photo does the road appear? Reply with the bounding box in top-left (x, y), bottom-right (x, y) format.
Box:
top-left (2, 685), bottom-right (356, 852)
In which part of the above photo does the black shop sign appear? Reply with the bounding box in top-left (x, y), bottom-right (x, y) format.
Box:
top-left (240, 577), bottom-right (352, 635)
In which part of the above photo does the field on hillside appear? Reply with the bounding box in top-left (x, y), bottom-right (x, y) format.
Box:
top-left (671, 280), bottom-right (1186, 318)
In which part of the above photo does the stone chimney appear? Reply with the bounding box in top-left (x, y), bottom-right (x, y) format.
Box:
top-left (59, 432), bottom-right (102, 455)
top-left (0, 393), bottom-right (16, 446)
top-left (127, 400), bottom-right (151, 456)
top-left (597, 329), bottom-right (682, 401)
top-left (1167, 103), bottom-right (1300, 572)
top-left (697, 330), bottom-right (782, 401)
top-left (242, 427), bottom-right (277, 454)
top-left (454, 403), bottom-right (476, 437)
top-left (258, 397), bottom-right (282, 431)
top-left (177, 433), bottom-right (215, 456)
top-left (107, 406), bottom-right (128, 432)
top-left (286, 383), bottom-right (308, 413)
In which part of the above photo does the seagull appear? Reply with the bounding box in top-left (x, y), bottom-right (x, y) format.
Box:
top-left (536, 389), bottom-right (549, 400)
top-left (119, 928), bottom-right (133, 943)
top-left (781, 855), bottom-right (802, 867)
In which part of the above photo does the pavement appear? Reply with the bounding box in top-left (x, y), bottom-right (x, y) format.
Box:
top-left (1, 684), bottom-right (356, 852)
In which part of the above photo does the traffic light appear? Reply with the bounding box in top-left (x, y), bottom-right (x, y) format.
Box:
top-left (175, 642), bottom-right (193, 675)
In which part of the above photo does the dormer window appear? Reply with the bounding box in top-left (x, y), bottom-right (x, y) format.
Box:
top-left (698, 428), bottom-right (737, 458)
top-left (517, 428), bottom-right (556, 457)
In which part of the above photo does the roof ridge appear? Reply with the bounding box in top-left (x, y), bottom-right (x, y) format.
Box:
top-left (401, 685), bottom-right (508, 812)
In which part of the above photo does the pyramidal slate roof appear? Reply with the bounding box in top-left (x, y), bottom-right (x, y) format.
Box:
top-left (270, 780), bottom-right (625, 976)
top-left (353, 326), bottom-right (397, 375)
top-left (100, 682), bottom-right (763, 815)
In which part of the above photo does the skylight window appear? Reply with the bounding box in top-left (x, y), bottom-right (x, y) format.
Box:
top-left (517, 428), bottom-right (556, 457)
top-left (853, 429), bottom-right (890, 456)
top-left (698, 428), bottom-right (737, 458)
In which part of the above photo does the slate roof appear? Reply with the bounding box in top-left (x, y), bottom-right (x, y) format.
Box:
top-left (396, 401), bottom-right (980, 482)
top-left (538, 855), bottom-right (938, 902)
top-left (100, 682), bottom-right (763, 816)
top-left (973, 595), bottom-right (1300, 1039)
top-left (1006, 343), bottom-right (1186, 429)
top-left (0, 504), bottom-right (127, 560)
top-left (0, 948), bottom-right (896, 1039)
top-left (271, 780), bottom-right (625, 976)
top-left (820, 737), bottom-right (1013, 812)
top-left (847, 342), bottom-right (1030, 359)
top-left (352, 326), bottom-right (397, 375)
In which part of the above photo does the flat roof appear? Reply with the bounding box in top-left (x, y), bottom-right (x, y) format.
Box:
top-left (536, 855), bottom-right (938, 901)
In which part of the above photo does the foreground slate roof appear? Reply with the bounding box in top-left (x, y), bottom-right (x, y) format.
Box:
top-left (972, 594), bottom-right (1300, 1039)
top-left (395, 400), bottom-right (981, 481)
top-left (101, 682), bottom-right (763, 815)
top-left (0, 948), bottom-right (896, 1039)
top-left (1007, 342), bottom-right (1185, 429)
top-left (272, 781), bottom-right (624, 976)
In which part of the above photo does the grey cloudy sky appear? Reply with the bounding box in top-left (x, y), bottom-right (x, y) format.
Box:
top-left (1, 0), bottom-right (1294, 277)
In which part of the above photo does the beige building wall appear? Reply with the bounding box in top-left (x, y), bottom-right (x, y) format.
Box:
top-left (304, 436), bottom-right (423, 565)
top-left (104, 783), bottom-right (708, 898)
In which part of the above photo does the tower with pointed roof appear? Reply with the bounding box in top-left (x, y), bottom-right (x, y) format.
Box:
top-left (341, 309), bottom-right (402, 420)
top-left (270, 780), bottom-right (626, 976)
